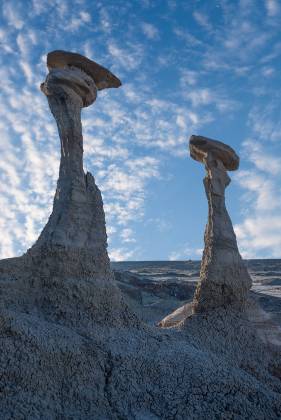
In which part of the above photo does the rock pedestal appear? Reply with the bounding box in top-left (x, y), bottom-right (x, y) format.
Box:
top-left (28, 51), bottom-right (121, 275)
top-left (189, 135), bottom-right (252, 312)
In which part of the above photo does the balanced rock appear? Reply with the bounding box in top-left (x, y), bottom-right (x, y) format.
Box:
top-left (189, 135), bottom-right (252, 312)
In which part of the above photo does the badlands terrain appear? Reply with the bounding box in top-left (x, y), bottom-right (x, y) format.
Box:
top-left (113, 259), bottom-right (281, 331)
top-left (0, 50), bottom-right (280, 419)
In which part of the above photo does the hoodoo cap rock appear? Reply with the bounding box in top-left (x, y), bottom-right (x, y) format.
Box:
top-left (47, 50), bottom-right (122, 90)
top-left (189, 134), bottom-right (239, 171)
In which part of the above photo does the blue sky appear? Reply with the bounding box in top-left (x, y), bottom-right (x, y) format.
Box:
top-left (1, 0), bottom-right (281, 261)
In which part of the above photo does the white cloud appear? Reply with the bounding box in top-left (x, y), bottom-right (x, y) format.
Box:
top-left (69, 11), bottom-right (91, 31)
top-left (234, 137), bottom-right (281, 258)
top-left (235, 170), bottom-right (280, 211)
top-left (3, 2), bottom-right (24, 29)
top-left (146, 217), bottom-right (172, 233)
top-left (173, 28), bottom-right (202, 47)
top-left (20, 60), bottom-right (33, 85)
top-left (107, 41), bottom-right (144, 70)
top-left (99, 7), bottom-right (112, 33)
top-left (0, 58), bottom-right (60, 258)
top-left (99, 157), bottom-right (160, 224)
top-left (247, 104), bottom-right (281, 143)
top-left (120, 228), bottom-right (136, 243)
top-left (265, 0), bottom-right (280, 16)
top-left (16, 31), bottom-right (37, 56)
top-left (183, 88), bottom-right (237, 113)
top-left (193, 1), bottom-right (278, 76)
top-left (168, 244), bottom-right (202, 261)
top-left (235, 216), bottom-right (281, 258)
top-left (180, 70), bottom-right (198, 87)
top-left (193, 11), bottom-right (212, 32)
top-left (261, 67), bottom-right (275, 77)
top-left (242, 140), bottom-right (281, 176)
top-left (141, 22), bottom-right (159, 40)
top-left (109, 247), bottom-right (136, 261)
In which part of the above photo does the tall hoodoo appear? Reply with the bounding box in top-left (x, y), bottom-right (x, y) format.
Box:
top-left (29, 51), bottom-right (121, 272)
top-left (189, 135), bottom-right (252, 312)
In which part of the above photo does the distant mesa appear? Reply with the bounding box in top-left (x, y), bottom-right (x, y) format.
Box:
top-left (47, 49), bottom-right (122, 91)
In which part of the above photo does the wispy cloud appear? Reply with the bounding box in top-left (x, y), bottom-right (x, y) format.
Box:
top-left (242, 140), bottom-right (281, 176)
top-left (141, 22), bottom-right (159, 40)
top-left (107, 40), bottom-right (144, 71)
top-left (169, 244), bottom-right (202, 261)
top-left (120, 228), bottom-right (136, 243)
top-left (68, 11), bottom-right (91, 31)
top-left (234, 136), bottom-right (281, 258)
top-left (109, 247), bottom-right (137, 261)
top-left (1, 0), bottom-right (281, 261)
top-left (3, 1), bottom-right (25, 29)
top-left (183, 88), bottom-right (237, 112)
top-left (265, 0), bottom-right (280, 17)
top-left (247, 103), bottom-right (281, 143)
top-left (100, 156), bottom-right (161, 225)
top-left (193, 11), bottom-right (213, 32)
top-left (235, 216), bottom-right (281, 258)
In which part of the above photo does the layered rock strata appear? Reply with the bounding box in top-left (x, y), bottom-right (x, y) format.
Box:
top-left (189, 135), bottom-right (252, 312)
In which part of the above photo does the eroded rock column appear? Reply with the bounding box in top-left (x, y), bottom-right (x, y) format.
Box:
top-left (189, 135), bottom-right (252, 312)
top-left (29, 51), bottom-right (121, 271)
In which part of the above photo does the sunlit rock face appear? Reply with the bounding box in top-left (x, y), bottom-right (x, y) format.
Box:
top-left (189, 135), bottom-right (252, 312)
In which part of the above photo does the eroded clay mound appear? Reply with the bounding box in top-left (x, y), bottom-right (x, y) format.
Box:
top-left (0, 256), bottom-right (280, 419)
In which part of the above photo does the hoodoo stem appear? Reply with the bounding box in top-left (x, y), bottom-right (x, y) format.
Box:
top-left (47, 86), bottom-right (85, 196)
top-left (189, 135), bottom-right (252, 313)
top-left (30, 68), bottom-right (107, 256)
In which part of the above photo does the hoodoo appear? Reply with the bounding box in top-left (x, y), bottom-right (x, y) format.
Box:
top-left (189, 135), bottom-right (252, 312)
top-left (29, 50), bottom-right (121, 276)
